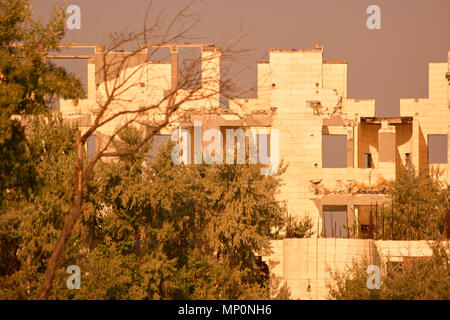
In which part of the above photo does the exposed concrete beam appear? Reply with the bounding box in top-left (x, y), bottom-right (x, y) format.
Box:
top-left (170, 46), bottom-right (178, 90)
top-left (360, 117), bottom-right (413, 124)
top-left (47, 55), bottom-right (92, 59)
top-left (146, 43), bottom-right (215, 48)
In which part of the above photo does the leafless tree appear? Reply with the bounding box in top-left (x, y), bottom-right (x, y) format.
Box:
top-left (37, 0), bottom-right (253, 299)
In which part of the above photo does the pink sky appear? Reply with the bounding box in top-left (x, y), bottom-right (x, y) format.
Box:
top-left (32, 0), bottom-right (450, 117)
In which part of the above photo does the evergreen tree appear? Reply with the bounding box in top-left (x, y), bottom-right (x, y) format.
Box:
top-left (71, 135), bottom-right (287, 299)
top-left (0, 124), bottom-right (290, 299)
top-left (0, 115), bottom-right (81, 299)
top-left (0, 0), bottom-right (84, 203)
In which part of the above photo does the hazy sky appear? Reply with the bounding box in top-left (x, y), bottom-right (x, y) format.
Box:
top-left (31, 0), bottom-right (450, 117)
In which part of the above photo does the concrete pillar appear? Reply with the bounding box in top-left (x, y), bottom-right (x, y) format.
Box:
top-left (447, 127), bottom-right (450, 183)
top-left (257, 63), bottom-right (271, 106)
top-left (347, 127), bottom-right (354, 168)
top-left (378, 120), bottom-right (396, 180)
top-left (412, 117), bottom-right (420, 170)
top-left (201, 45), bottom-right (221, 108)
top-left (93, 45), bottom-right (104, 87)
top-left (87, 57), bottom-right (96, 100)
top-left (447, 52), bottom-right (450, 101)
top-left (171, 46), bottom-right (178, 90)
top-left (353, 123), bottom-right (359, 168)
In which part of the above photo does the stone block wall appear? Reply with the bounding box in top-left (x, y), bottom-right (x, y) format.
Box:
top-left (264, 238), bottom-right (449, 300)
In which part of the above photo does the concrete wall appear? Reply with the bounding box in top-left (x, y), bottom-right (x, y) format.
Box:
top-left (264, 238), bottom-right (375, 299)
top-left (400, 61), bottom-right (450, 182)
top-left (263, 238), bottom-right (449, 300)
top-left (57, 44), bottom-right (449, 240)
top-left (323, 61), bottom-right (347, 99)
top-left (252, 47), bottom-right (378, 233)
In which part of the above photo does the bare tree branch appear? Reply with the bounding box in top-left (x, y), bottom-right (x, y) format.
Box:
top-left (37, 0), bottom-right (254, 299)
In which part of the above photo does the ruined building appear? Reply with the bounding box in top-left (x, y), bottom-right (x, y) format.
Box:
top-left (54, 44), bottom-right (450, 299)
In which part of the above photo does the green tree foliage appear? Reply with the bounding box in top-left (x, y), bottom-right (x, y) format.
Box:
top-left (0, 0), bottom-right (84, 202)
top-left (0, 123), bottom-right (289, 299)
top-left (379, 167), bottom-right (449, 240)
top-left (285, 215), bottom-right (314, 239)
top-left (72, 131), bottom-right (287, 299)
top-left (328, 243), bottom-right (450, 300)
top-left (0, 115), bottom-right (80, 299)
top-left (0, 1), bottom-right (289, 299)
top-left (328, 167), bottom-right (449, 300)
